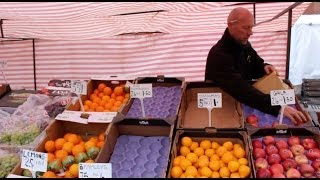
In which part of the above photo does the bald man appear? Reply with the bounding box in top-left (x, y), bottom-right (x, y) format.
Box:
top-left (205, 7), bottom-right (309, 125)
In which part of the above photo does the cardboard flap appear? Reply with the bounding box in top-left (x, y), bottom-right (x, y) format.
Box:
top-left (253, 71), bottom-right (290, 94)
top-left (180, 86), bottom-right (243, 129)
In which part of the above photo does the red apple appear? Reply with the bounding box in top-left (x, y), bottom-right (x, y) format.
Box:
top-left (311, 158), bottom-right (320, 172)
top-left (275, 139), bottom-right (288, 149)
top-left (288, 136), bottom-right (301, 146)
top-left (295, 154), bottom-right (309, 165)
top-left (253, 148), bottom-right (266, 159)
top-left (271, 173), bottom-right (285, 178)
top-left (290, 144), bottom-right (305, 156)
top-left (251, 122), bottom-right (259, 127)
top-left (286, 168), bottom-right (301, 178)
top-left (256, 168), bottom-right (271, 178)
top-left (282, 158), bottom-right (298, 171)
top-left (254, 157), bottom-right (268, 170)
top-left (299, 164), bottom-right (315, 178)
top-left (306, 148), bottom-right (320, 160)
top-left (263, 136), bottom-right (275, 146)
top-left (279, 148), bottom-right (293, 160)
top-left (265, 145), bottom-right (278, 155)
top-left (267, 153), bottom-right (281, 165)
top-left (252, 140), bottom-right (263, 149)
top-left (246, 114), bottom-right (258, 124)
top-left (269, 163), bottom-right (284, 175)
top-left (302, 138), bottom-right (318, 150)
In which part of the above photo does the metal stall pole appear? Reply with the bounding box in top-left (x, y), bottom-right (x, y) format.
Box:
top-left (285, 9), bottom-right (293, 80)
top-left (32, 39), bottom-right (37, 90)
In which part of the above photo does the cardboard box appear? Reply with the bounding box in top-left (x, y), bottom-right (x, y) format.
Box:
top-left (247, 127), bottom-right (320, 178)
top-left (167, 129), bottom-right (253, 178)
top-left (0, 89), bottom-right (38, 108)
top-left (11, 120), bottom-right (111, 176)
top-left (0, 84), bottom-right (11, 99)
top-left (117, 76), bottom-right (185, 126)
top-left (177, 82), bottom-right (244, 130)
top-left (56, 75), bottom-right (135, 124)
top-left (253, 71), bottom-right (290, 94)
top-left (95, 121), bottom-right (174, 178)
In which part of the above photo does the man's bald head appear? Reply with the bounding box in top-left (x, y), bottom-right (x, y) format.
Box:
top-left (227, 7), bottom-right (254, 45)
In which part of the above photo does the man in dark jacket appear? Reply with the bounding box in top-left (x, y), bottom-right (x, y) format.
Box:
top-left (205, 7), bottom-right (308, 125)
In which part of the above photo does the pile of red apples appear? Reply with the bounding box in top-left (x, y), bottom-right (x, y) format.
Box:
top-left (252, 135), bottom-right (320, 178)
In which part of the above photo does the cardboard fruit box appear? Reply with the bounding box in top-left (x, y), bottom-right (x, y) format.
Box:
top-left (95, 120), bottom-right (174, 178)
top-left (11, 120), bottom-right (111, 177)
top-left (248, 127), bottom-right (320, 178)
top-left (117, 75), bottom-right (185, 126)
top-left (167, 130), bottom-right (253, 178)
top-left (177, 81), bottom-right (244, 130)
top-left (56, 75), bottom-right (135, 124)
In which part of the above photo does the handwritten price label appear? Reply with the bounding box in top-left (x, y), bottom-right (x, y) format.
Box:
top-left (79, 163), bottom-right (112, 178)
top-left (130, 84), bottom-right (152, 98)
top-left (197, 93), bottom-right (222, 108)
top-left (21, 149), bottom-right (48, 172)
top-left (270, 89), bottom-right (295, 106)
top-left (71, 80), bottom-right (87, 95)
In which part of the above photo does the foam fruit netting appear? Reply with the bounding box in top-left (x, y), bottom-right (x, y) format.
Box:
top-left (126, 86), bottom-right (182, 119)
top-left (242, 104), bottom-right (312, 127)
top-left (109, 135), bottom-right (171, 178)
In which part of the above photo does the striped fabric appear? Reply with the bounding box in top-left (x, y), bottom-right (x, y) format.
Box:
top-left (0, 2), bottom-right (311, 90)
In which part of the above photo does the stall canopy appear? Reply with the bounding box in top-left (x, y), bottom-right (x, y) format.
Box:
top-left (0, 2), bottom-right (311, 90)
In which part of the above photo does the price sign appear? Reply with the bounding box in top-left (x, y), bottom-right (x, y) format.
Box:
top-left (21, 149), bottom-right (48, 172)
top-left (79, 163), bottom-right (112, 178)
top-left (71, 80), bottom-right (87, 95)
top-left (197, 93), bottom-right (222, 108)
top-left (0, 60), bottom-right (7, 69)
top-left (130, 84), bottom-right (152, 98)
top-left (270, 89), bottom-right (295, 106)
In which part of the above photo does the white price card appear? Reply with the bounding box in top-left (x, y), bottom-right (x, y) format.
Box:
top-left (270, 89), bottom-right (295, 106)
top-left (130, 84), bottom-right (152, 98)
top-left (197, 93), bottom-right (222, 108)
top-left (0, 60), bottom-right (7, 69)
top-left (79, 163), bottom-right (112, 178)
top-left (71, 80), bottom-right (87, 95)
top-left (21, 149), bottom-right (48, 172)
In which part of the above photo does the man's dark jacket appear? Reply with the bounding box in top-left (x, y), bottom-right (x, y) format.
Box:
top-left (205, 28), bottom-right (280, 116)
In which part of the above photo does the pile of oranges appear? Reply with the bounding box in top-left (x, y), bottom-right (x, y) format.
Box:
top-left (170, 137), bottom-right (251, 178)
top-left (38, 132), bottom-right (105, 178)
top-left (83, 82), bottom-right (130, 112)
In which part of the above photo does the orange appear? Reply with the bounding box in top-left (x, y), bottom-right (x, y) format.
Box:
top-left (90, 94), bottom-right (98, 101)
top-left (228, 161), bottom-right (240, 173)
top-left (62, 142), bottom-right (74, 155)
top-left (205, 149), bottom-right (215, 158)
top-left (98, 132), bottom-right (105, 142)
top-left (193, 147), bottom-right (205, 157)
top-left (83, 105), bottom-right (89, 111)
top-left (115, 95), bottom-right (125, 102)
top-left (114, 86), bottom-right (124, 96)
top-left (72, 144), bottom-right (85, 156)
top-left (171, 166), bottom-right (183, 178)
top-left (77, 135), bottom-right (83, 142)
top-left (179, 146), bottom-right (190, 156)
top-left (200, 166), bottom-right (212, 178)
top-left (108, 98), bottom-right (116, 105)
top-left (233, 143), bottom-right (242, 149)
top-left (122, 98), bottom-right (129, 104)
top-left (45, 140), bottom-right (56, 153)
top-left (42, 171), bottom-right (57, 178)
top-left (219, 166), bottom-right (230, 178)
top-left (85, 141), bottom-right (96, 152)
top-left (200, 140), bottom-right (212, 150)
top-left (64, 133), bottom-right (72, 141)
top-left (223, 141), bottom-right (233, 151)
top-left (93, 89), bottom-right (100, 95)
top-left (172, 156), bottom-right (184, 167)
top-left (209, 160), bottom-right (220, 171)
top-left (104, 102), bottom-right (113, 110)
top-left (55, 149), bottom-right (68, 160)
top-left (110, 93), bottom-right (117, 99)
top-left (98, 100), bottom-right (106, 107)
top-left (101, 95), bottom-right (110, 102)
top-left (97, 141), bottom-right (104, 149)
top-left (211, 141), bottom-right (221, 150)
top-left (98, 92), bottom-right (104, 98)
top-left (181, 137), bottom-right (193, 147)
top-left (190, 142), bottom-right (199, 151)
top-left (238, 165), bottom-right (250, 178)
top-left (185, 166), bottom-right (198, 177)
top-left (67, 134), bottom-right (80, 145)
top-left (210, 154), bottom-right (220, 161)
top-left (216, 146), bottom-right (227, 157)
top-left (238, 158), bottom-right (248, 166)
top-left (95, 106), bottom-right (104, 112)
top-left (89, 137), bottom-right (99, 145)
top-left (55, 138), bottom-right (66, 150)
top-left (186, 153), bottom-right (198, 164)
top-left (233, 147), bottom-right (246, 159)
top-left (230, 172), bottom-right (241, 178)
top-left (85, 159), bottom-right (94, 163)
top-left (211, 171), bottom-right (220, 178)
top-left (103, 87), bottom-right (112, 96)
top-left (64, 171), bottom-right (74, 178)
top-left (89, 102), bottom-right (99, 110)
top-left (98, 83), bottom-right (107, 92)
top-left (69, 164), bottom-right (79, 178)
top-left (47, 153), bottom-right (55, 163)
top-left (78, 141), bottom-right (85, 147)
top-left (198, 156), bottom-right (209, 168)
top-left (92, 97), bottom-right (101, 104)
top-left (84, 100), bottom-right (93, 107)
top-left (110, 106), bottom-right (119, 112)
top-left (221, 151), bottom-right (234, 164)
top-left (179, 158), bottom-right (192, 171)
top-left (113, 100), bottom-right (122, 107)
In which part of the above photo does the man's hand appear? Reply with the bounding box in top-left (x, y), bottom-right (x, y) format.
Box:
top-left (264, 64), bottom-right (279, 75)
top-left (283, 106), bottom-right (310, 125)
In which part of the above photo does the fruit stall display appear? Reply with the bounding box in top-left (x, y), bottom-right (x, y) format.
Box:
top-left (249, 128), bottom-right (320, 178)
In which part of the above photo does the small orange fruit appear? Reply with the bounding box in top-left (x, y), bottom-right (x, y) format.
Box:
top-left (171, 166), bottom-right (183, 178)
top-left (85, 159), bottom-right (95, 163)
top-left (98, 83), bottom-right (107, 92)
top-left (42, 171), bottom-right (57, 178)
top-left (97, 141), bottom-right (104, 149)
top-left (72, 144), bottom-right (85, 156)
top-left (84, 141), bottom-right (96, 152)
top-left (114, 86), bottom-right (124, 96)
top-left (69, 164), bottom-right (79, 178)
top-left (64, 171), bottom-right (74, 178)
top-left (98, 132), bottom-right (105, 142)
top-left (55, 149), bottom-right (68, 160)
top-left (62, 142), bottom-right (74, 155)
top-left (47, 153), bottom-right (55, 163)
top-left (67, 134), bottom-right (80, 145)
top-left (89, 137), bottom-right (99, 145)
top-left (55, 138), bottom-right (66, 150)
top-left (103, 87), bottom-right (112, 96)
top-left (45, 140), bottom-right (56, 153)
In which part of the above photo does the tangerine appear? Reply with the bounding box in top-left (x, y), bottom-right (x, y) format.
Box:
top-left (69, 164), bottom-right (79, 177)
top-left (98, 83), bottom-right (107, 92)
top-left (55, 138), bottom-right (66, 151)
top-left (45, 140), bottom-right (56, 153)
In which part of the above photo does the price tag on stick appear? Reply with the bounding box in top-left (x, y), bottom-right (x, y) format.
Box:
top-left (71, 80), bottom-right (87, 113)
top-left (198, 93), bottom-right (222, 127)
top-left (21, 149), bottom-right (48, 178)
top-left (130, 84), bottom-right (152, 117)
top-left (79, 163), bottom-right (112, 178)
top-left (270, 89), bottom-right (295, 125)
